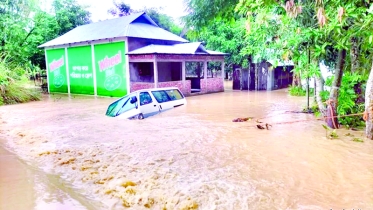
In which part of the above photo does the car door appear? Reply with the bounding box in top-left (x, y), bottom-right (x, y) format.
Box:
top-left (139, 91), bottom-right (159, 118)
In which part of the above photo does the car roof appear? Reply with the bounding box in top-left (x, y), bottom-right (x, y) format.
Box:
top-left (133, 87), bottom-right (182, 93)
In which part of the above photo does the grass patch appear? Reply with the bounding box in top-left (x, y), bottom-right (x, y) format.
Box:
top-left (0, 55), bottom-right (41, 105)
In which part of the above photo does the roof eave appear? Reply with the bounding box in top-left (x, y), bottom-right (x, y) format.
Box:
top-left (38, 36), bottom-right (128, 49)
top-left (126, 53), bottom-right (227, 56)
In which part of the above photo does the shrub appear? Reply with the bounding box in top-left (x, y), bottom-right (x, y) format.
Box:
top-left (0, 56), bottom-right (41, 105)
top-left (289, 86), bottom-right (306, 96)
top-left (323, 72), bottom-right (367, 128)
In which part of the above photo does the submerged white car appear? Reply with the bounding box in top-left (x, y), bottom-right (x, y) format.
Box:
top-left (106, 87), bottom-right (187, 119)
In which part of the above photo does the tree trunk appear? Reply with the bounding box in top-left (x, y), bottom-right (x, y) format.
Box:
top-left (296, 73), bottom-right (302, 88)
top-left (315, 76), bottom-right (326, 116)
top-left (292, 72), bottom-right (302, 87)
top-left (364, 60), bottom-right (373, 139)
top-left (326, 49), bottom-right (346, 129)
top-left (255, 63), bottom-right (259, 90)
top-left (350, 37), bottom-right (359, 73)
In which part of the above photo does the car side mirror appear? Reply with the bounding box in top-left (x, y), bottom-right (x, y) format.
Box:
top-left (130, 96), bottom-right (137, 104)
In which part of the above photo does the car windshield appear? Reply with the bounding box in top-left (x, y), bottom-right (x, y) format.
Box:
top-left (106, 94), bottom-right (137, 117)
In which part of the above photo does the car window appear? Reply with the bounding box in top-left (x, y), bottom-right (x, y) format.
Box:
top-left (151, 90), bottom-right (171, 103)
top-left (140, 92), bottom-right (153, 106)
top-left (106, 96), bottom-right (129, 117)
top-left (165, 89), bottom-right (183, 100)
top-left (106, 95), bottom-right (137, 117)
top-left (117, 96), bottom-right (137, 116)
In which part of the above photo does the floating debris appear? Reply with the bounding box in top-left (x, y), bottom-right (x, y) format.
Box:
top-left (256, 119), bottom-right (263, 123)
top-left (59, 158), bottom-right (76, 165)
top-left (265, 123), bottom-right (272, 130)
top-left (121, 181), bottom-right (137, 188)
top-left (256, 125), bottom-right (265, 130)
top-left (329, 130), bottom-right (338, 139)
top-left (352, 138), bottom-right (364, 143)
top-left (232, 117), bottom-right (253, 122)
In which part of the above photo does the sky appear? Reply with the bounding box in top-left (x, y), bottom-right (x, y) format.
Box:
top-left (76, 0), bottom-right (189, 23)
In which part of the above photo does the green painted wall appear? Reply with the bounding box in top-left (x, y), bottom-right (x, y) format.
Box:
top-left (94, 42), bottom-right (127, 97)
top-left (67, 46), bottom-right (94, 94)
top-left (46, 48), bottom-right (68, 93)
top-left (45, 41), bottom-right (127, 96)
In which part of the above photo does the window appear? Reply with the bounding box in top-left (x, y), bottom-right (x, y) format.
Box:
top-left (106, 94), bottom-right (137, 117)
top-left (165, 89), bottom-right (184, 100)
top-left (151, 89), bottom-right (184, 103)
top-left (140, 92), bottom-right (153, 106)
top-left (151, 90), bottom-right (171, 103)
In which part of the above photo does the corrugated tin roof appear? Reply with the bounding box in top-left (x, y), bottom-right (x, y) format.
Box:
top-left (39, 12), bottom-right (187, 48)
top-left (268, 59), bottom-right (294, 66)
top-left (206, 50), bottom-right (229, 55)
top-left (127, 43), bottom-right (227, 55)
top-left (125, 23), bottom-right (187, 42)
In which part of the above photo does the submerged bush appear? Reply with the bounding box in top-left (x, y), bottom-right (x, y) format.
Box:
top-left (289, 86), bottom-right (306, 96)
top-left (288, 85), bottom-right (314, 96)
top-left (0, 56), bottom-right (41, 105)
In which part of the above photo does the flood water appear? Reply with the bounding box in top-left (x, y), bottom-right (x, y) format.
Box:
top-left (0, 84), bottom-right (372, 210)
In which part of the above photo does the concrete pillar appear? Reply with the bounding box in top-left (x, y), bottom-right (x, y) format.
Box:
top-left (44, 48), bottom-right (50, 93)
top-left (204, 60), bottom-right (208, 91)
top-left (154, 56), bottom-right (158, 88)
top-left (204, 60), bottom-right (208, 79)
top-left (221, 60), bottom-right (225, 91)
top-left (267, 67), bottom-right (274, 91)
top-left (124, 37), bottom-right (131, 93)
top-left (64, 47), bottom-right (70, 94)
top-left (221, 60), bottom-right (225, 78)
top-left (182, 61), bottom-right (186, 89)
top-left (91, 44), bottom-right (97, 96)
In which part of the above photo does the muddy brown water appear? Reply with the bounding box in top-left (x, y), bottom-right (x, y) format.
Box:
top-left (0, 85), bottom-right (372, 209)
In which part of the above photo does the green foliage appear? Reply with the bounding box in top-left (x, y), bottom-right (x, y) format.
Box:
top-left (2, 82), bottom-right (41, 105)
top-left (0, 56), bottom-right (41, 105)
top-left (319, 90), bottom-right (329, 101)
top-left (323, 72), bottom-right (367, 127)
top-left (0, 0), bottom-right (91, 105)
top-left (183, 0), bottom-right (239, 30)
top-left (337, 72), bottom-right (367, 127)
top-left (52, 0), bottom-right (91, 35)
top-left (288, 86), bottom-right (306, 96)
top-left (144, 8), bottom-right (182, 35)
top-left (107, 2), bottom-right (182, 35)
top-left (107, 1), bottom-right (132, 17)
top-left (0, 0), bottom-right (91, 69)
top-left (187, 19), bottom-right (247, 69)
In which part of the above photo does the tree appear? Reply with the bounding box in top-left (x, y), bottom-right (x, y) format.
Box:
top-left (52, 0), bottom-right (91, 35)
top-left (27, 11), bottom-right (61, 69)
top-left (107, 1), bottom-right (182, 35)
top-left (191, 20), bottom-right (248, 69)
top-left (182, 0), bottom-right (238, 30)
top-left (235, 0), bottom-right (373, 135)
top-left (107, 0), bottom-right (132, 17)
top-left (143, 8), bottom-right (182, 35)
top-left (185, 0), bottom-right (373, 134)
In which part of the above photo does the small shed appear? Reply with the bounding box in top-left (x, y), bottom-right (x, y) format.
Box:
top-left (39, 12), bottom-right (227, 97)
top-left (232, 60), bottom-right (294, 91)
